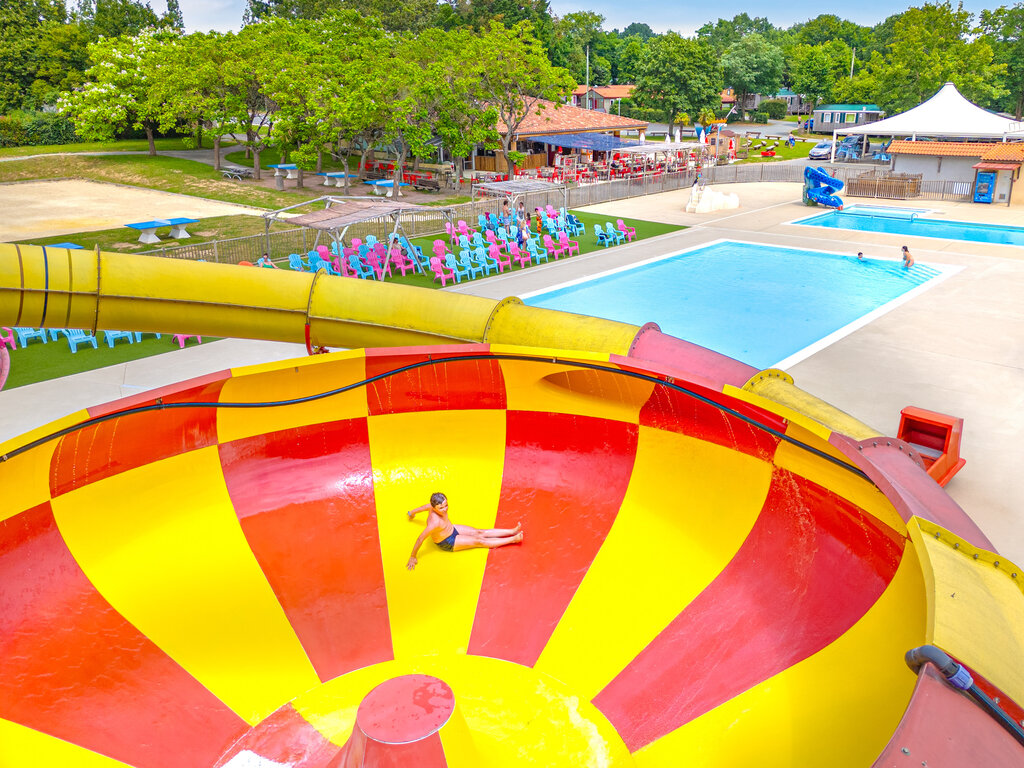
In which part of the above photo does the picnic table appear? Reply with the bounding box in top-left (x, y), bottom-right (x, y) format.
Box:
top-left (124, 218), bottom-right (200, 245)
top-left (221, 166), bottom-right (253, 181)
top-left (268, 163), bottom-right (299, 180)
top-left (363, 180), bottom-right (409, 197)
top-left (316, 172), bottom-right (358, 187)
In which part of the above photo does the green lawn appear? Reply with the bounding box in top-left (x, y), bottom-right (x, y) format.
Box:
top-left (3, 333), bottom-right (218, 390)
top-left (0, 135), bottom-right (235, 159)
top-left (24, 215), bottom-right (297, 253)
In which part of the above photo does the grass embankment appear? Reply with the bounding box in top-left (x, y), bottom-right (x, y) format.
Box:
top-left (0, 136), bottom-right (234, 159)
top-left (3, 333), bottom-right (220, 390)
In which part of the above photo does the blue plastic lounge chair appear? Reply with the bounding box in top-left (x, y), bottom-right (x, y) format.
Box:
top-left (472, 247), bottom-right (499, 275)
top-left (605, 222), bottom-right (625, 245)
top-left (457, 252), bottom-right (486, 280)
top-left (14, 327), bottom-right (48, 347)
top-left (594, 224), bottom-right (612, 248)
top-left (348, 254), bottom-right (375, 279)
top-left (132, 332), bottom-right (163, 342)
top-left (288, 253), bottom-right (306, 271)
top-left (64, 329), bottom-right (99, 353)
top-left (103, 330), bottom-right (136, 348)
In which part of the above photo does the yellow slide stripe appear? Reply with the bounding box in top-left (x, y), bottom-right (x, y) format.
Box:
top-left (0, 718), bottom-right (133, 768)
top-left (633, 546), bottom-right (925, 768)
top-left (535, 426), bottom-right (771, 699)
top-left (369, 409), bottom-right (506, 660)
top-left (217, 350), bottom-right (369, 443)
top-left (50, 446), bottom-right (319, 724)
top-left (498, 356), bottom-right (654, 424)
top-left (0, 439), bottom-right (58, 523)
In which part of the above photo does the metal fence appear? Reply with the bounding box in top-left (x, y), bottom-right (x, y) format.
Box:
top-left (141, 164), bottom-right (978, 262)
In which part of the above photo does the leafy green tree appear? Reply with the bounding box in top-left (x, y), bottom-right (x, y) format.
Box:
top-left (792, 14), bottom-right (874, 54)
top-left (721, 33), bottom-right (784, 118)
top-left (91, 0), bottom-right (161, 38)
top-left (616, 35), bottom-right (646, 84)
top-left (696, 13), bottom-right (776, 55)
top-left (476, 21), bottom-right (574, 175)
top-left (980, 4), bottom-right (1024, 119)
top-left (550, 11), bottom-right (610, 85)
top-left (162, 0), bottom-right (184, 30)
top-left (0, 0), bottom-right (67, 111)
top-left (788, 40), bottom-right (853, 111)
top-left (619, 22), bottom-right (655, 41)
top-left (243, 0), bottom-right (443, 31)
top-left (27, 21), bottom-right (91, 108)
top-left (59, 28), bottom-right (175, 155)
top-left (859, 2), bottom-right (1006, 114)
top-left (633, 33), bottom-right (722, 129)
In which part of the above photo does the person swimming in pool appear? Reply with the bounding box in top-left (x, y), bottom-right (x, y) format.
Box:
top-left (901, 245), bottom-right (915, 268)
top-left (406, 492), bottom-right (522, 570)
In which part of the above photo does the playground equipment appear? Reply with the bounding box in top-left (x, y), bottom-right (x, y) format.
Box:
top-left (1, 244), bottom-right (1022, 767)
top-left (803, 165), bottom-right (845, 208)
top-left (685, 181), bottom-right (739, 213)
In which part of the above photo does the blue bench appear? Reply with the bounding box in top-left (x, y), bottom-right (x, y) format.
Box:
top-left (268, 163), bottom-right (299, 179)
top-left (363, 180), bottom-right (410, 197)
top-left (124, 218), bottom-right (200, 244)
top-left (316, 172), bottom-right (358, 187)
top-left (49, 242), bottom-right (84, 249)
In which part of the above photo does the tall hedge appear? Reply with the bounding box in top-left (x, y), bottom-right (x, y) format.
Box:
top-left (760, 99), bottom-right (787, 120)
top-left (0, 112), bottom-right (80, 148)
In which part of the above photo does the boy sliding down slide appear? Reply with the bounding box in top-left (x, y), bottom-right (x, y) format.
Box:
top-left (406, 492), bottom-right (523, 570)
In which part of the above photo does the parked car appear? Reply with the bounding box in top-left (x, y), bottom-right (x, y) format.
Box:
top-left (808, 140), bottom-right (834, 160)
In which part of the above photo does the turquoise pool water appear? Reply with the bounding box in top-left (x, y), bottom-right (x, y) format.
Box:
top-left (796, 205), bottom-right (1024, 246)
top-left (524, 241), bottom-right (944, 369)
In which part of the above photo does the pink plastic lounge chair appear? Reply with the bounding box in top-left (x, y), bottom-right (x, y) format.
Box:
top-left (0, 327), bottom-right (14, 351)
top-left (508, 242), bottom-right (532, 269)
top-left (484, 230), bottom-right (506, 254)
top-left (557, 231), bottom-right (580, 257)
top-left (616, 219), bottom-right (636, 242)
top-left (542, 234), bottom-right (565, 260)
top-left (429, 255), bottom-right (457, 287)
top-left (172, 334), bottom-right (202, 348)
top-left (487, 243), bottom-right (511, 273)
top-left (389, 243), bottom-right (416, 276)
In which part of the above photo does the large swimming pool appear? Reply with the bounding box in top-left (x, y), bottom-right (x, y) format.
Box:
top-left (523, 240), bottom-right (952, 369)
top-left (794, 204), bottom-right (1024, 246)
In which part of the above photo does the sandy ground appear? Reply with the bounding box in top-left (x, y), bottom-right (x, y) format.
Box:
top-left (0, 179), bottom-right (265, 241)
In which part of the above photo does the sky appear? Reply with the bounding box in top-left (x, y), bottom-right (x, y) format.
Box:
top-left (173, 0), bottom-right (996, 35)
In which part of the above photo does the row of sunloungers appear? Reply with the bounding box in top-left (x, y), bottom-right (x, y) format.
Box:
top-left (1, 327), bottom-right (200, 353)
top-left (282, 210), bottom-right (638, 285)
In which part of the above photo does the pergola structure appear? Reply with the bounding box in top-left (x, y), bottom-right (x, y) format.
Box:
top-left (471, 179), bottom-right (567, 209)
top-left (262, 196), bottom-right (458, 253)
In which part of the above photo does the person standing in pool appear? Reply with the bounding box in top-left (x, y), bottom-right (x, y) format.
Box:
top-left (901, 245), bottom-right (915, 268)
top-left (406, 492), bottom-right (522, 570)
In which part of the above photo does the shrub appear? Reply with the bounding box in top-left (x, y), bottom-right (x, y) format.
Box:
top-left (760, 99), bottom-right (787, 120)
top-left (0, 112), bottom-right (80, 147)
top-left (751, 111), bottom-right (769, 124)
top-left (618, 98), bottom-right (665, 123)
top-left (0, 116), bottom-right (30, 148)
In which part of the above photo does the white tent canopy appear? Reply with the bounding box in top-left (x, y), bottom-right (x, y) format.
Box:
top-left (837, 82), bottom-right (1016, 139)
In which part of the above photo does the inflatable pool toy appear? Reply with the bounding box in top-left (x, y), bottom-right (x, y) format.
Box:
top-left (1, 245), bottom-right (1022, 766)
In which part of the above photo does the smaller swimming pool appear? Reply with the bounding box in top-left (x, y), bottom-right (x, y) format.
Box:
top-left (794, 205), bottom-right (1024, 246)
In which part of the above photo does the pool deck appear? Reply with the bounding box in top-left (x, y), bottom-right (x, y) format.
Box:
top-left (2, 182), bottom-right (1021, 567)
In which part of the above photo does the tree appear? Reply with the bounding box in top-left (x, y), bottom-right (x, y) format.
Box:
top-left (696, 13), bottom-right (775, 55)
top-left (476, 21), bottom-right (574, 175)
top-left (633, 33), bottom-right (722, 129)
top-left (59, 28), bottom-right (174, 155)
top-left (91, 0), bottom-right (160, 38)
top-left (619, 22), bottom-right (655, 41)
top-left (788, 40), bottom-right (853, 111)
top-left (0, 0), bottom-right (67, 111)
top-left (859, 2), bottom-right (1006, 114)
top-left (616, 35), bottom-right (646, 84)
top-left (721, 33), bottom-right (784, 118)
top-left (980, 5), bottom-right (1024, 119)
top-left (550, 11), bottom-right (610, 85)
top-left (792, 14), bottom-right (873, 53)
top-left (162, 0), bottom-right (184, 30)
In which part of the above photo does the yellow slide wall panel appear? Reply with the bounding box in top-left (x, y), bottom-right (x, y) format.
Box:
top-left (535, 426), bottom-right (771, 700)
top-left (0, 719), bottom-right (133, 768)
top-left (368, 409), bottom-right (507, 660)
top-left (50, 446), bottom-right (320, 724)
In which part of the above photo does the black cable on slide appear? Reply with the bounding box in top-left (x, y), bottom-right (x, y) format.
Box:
top-left (0, 352), bottom-right (872, 482)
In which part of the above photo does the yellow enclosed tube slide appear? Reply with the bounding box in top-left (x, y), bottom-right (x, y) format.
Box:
top-left (0, 243), bottom-right (872, 436)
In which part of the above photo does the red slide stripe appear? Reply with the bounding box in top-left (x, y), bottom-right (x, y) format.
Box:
top-left (365, 351), bottom-right (506, 416)
top-left (214, 703), bottom-right (340, 768)
top-left (219, 418), bottom-right (392, 681)
top-left (468, 411), bottom-right (637, 666)
top-left (593, 468), bottom-right (905, 751)
top-left (51, 378), bottom-right (226, 496)
top-left (638, 382), bottom-right (783, 461)
top-left (0, 503), bottom-right (247, 768)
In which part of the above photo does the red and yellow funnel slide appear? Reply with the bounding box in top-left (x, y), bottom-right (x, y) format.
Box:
top-left (1, 245), bottom-right (1022, 767)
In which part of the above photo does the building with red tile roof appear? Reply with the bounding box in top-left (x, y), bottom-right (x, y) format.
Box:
top-left (570, 85), bottom-right (636, 112)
